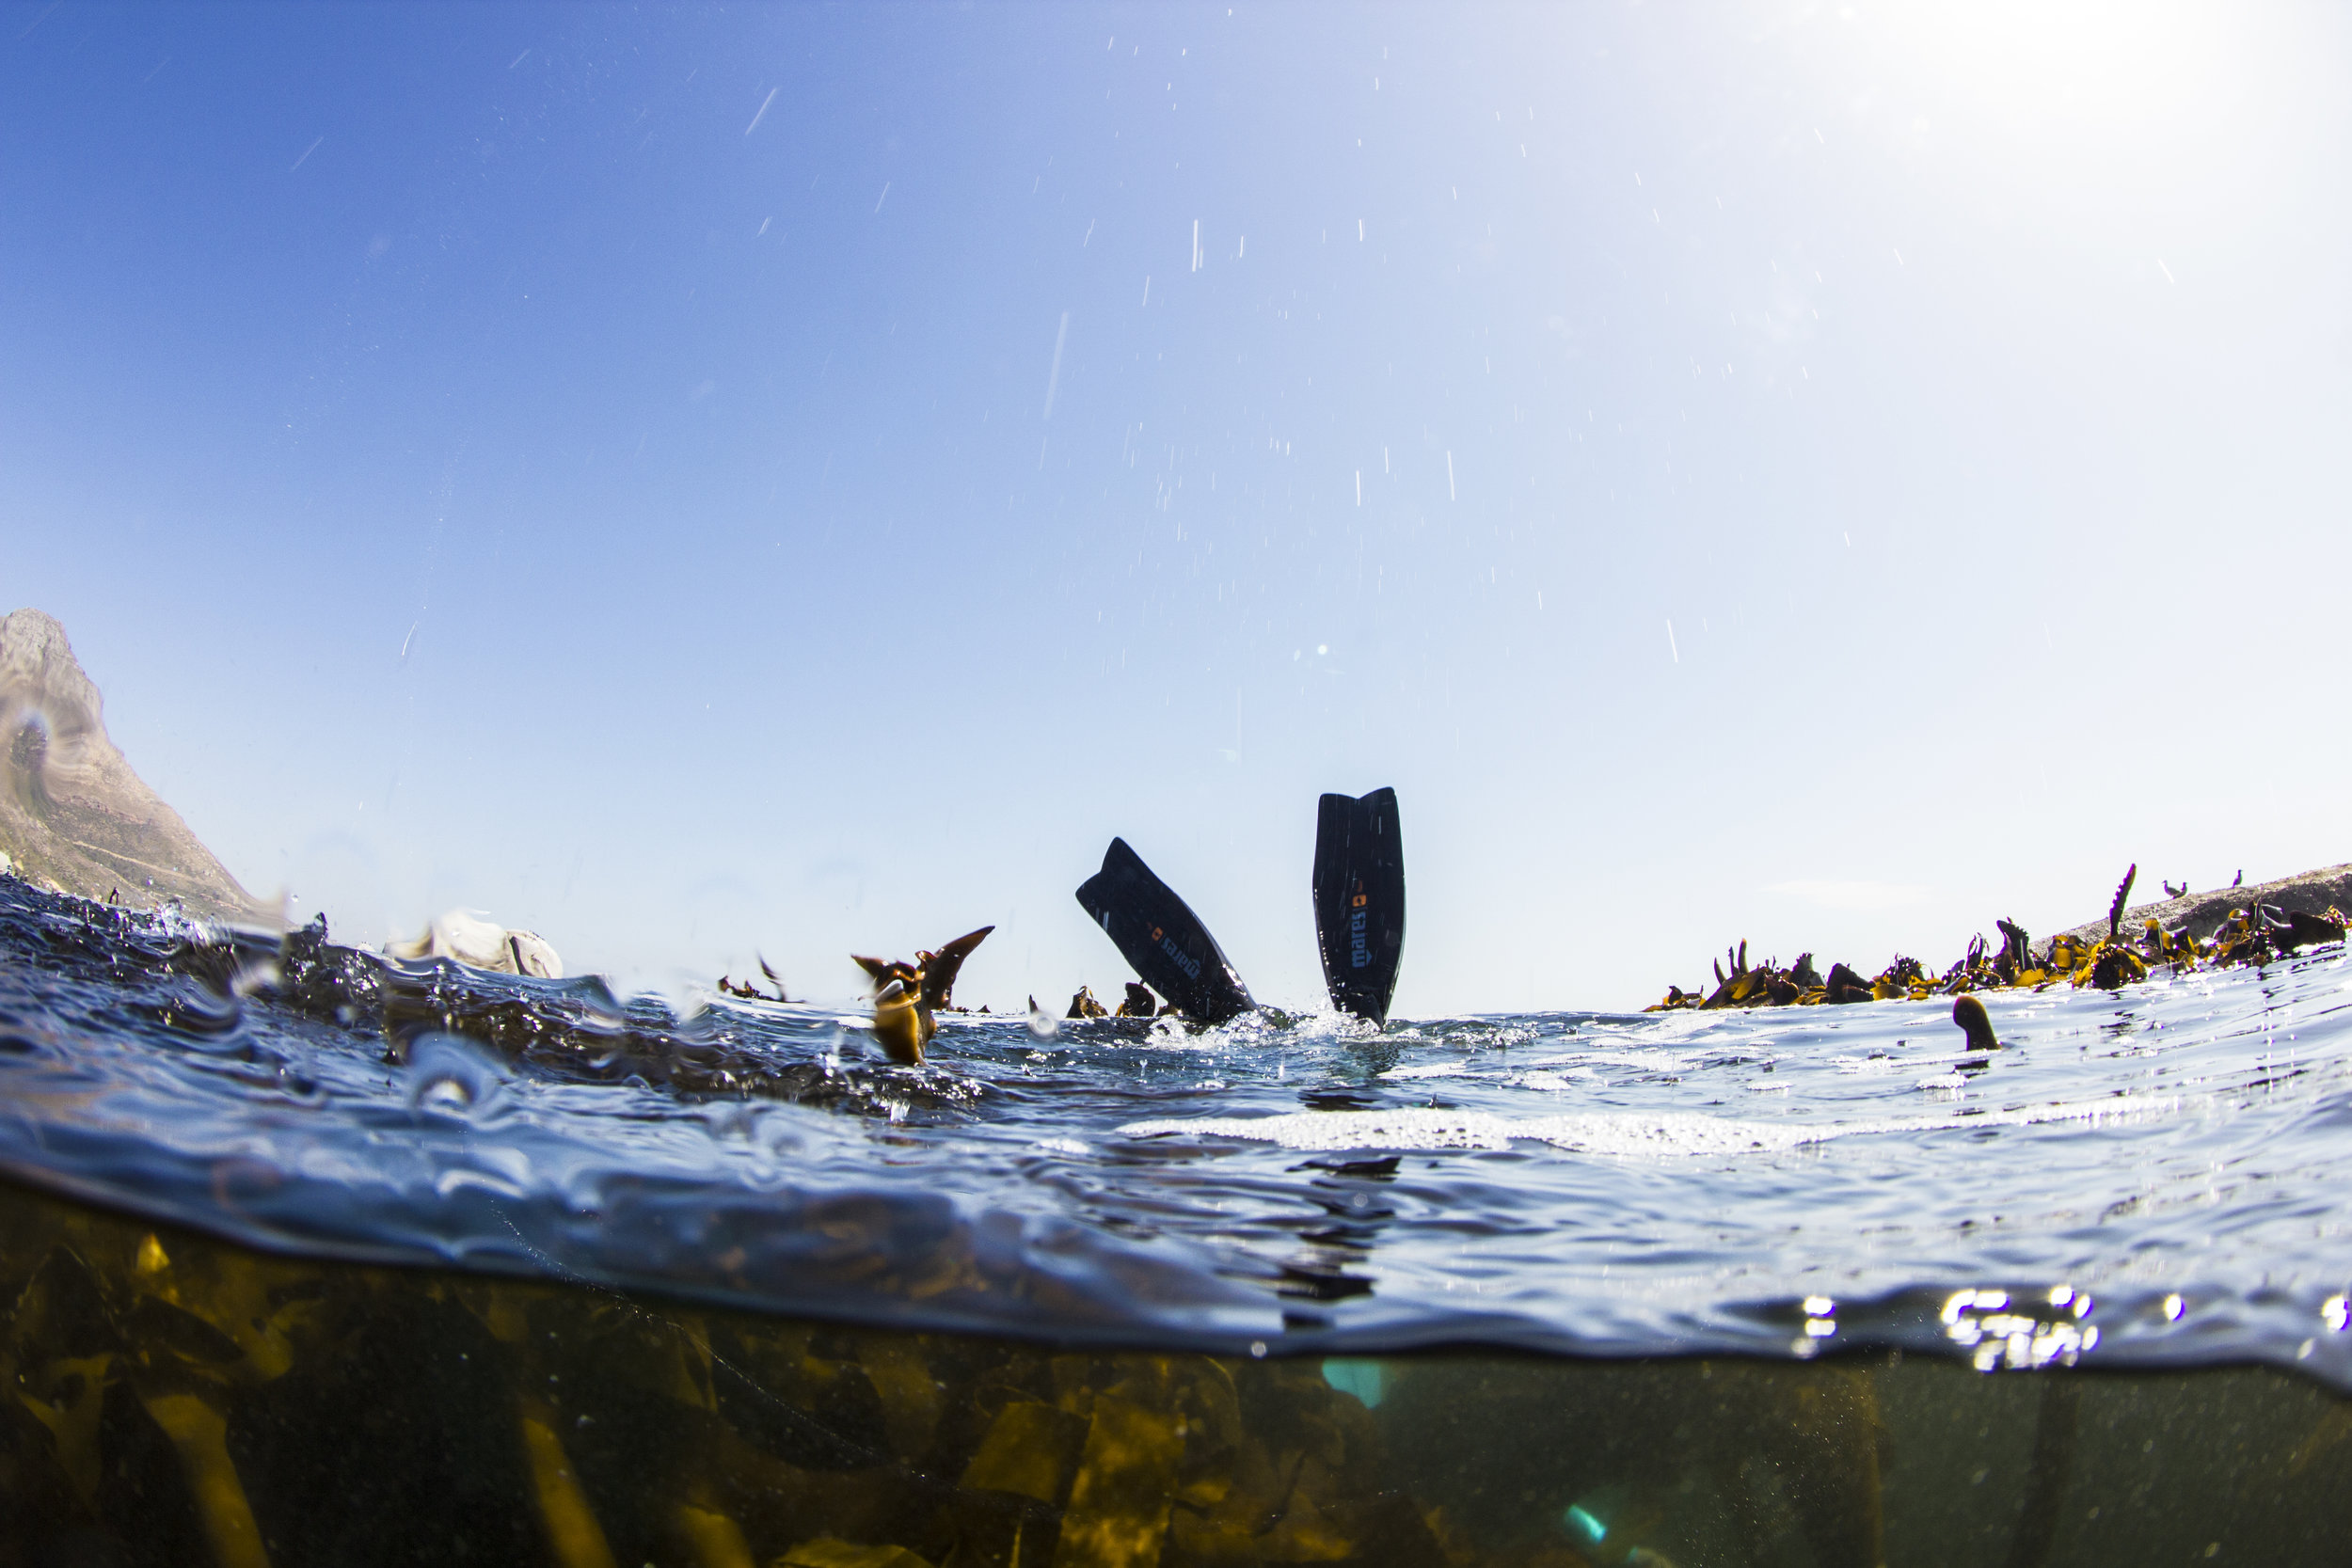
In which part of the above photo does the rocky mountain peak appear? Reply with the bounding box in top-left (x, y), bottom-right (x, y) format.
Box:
top-left (0, 609), bottom-right (263, 925)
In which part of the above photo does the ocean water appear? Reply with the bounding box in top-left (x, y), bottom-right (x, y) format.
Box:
top-left (5, 874), bottom-right (2352, 1564)
top-left (5, 874), bottom-right (2348, 1381)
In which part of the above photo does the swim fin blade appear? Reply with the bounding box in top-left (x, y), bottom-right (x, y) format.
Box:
top-left (1312, 787), bottom-right (1405, 1023)
top-left (1074, 838), bottom-right (1255, 1023)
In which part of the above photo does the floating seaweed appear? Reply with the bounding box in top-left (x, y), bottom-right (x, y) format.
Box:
top-left (1648, 866), bottom-right (2349, 1013)
top-left (719, 957), bottom-right (793, 1004)
top-left (851, 928), bottom-right (994, 1065)
top-left (1115, 981), bottom-right (1179, 1020)
top-left (1952, 993), bottom-right (2000, 1053)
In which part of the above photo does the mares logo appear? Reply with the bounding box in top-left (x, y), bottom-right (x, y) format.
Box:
top-left (1349, 890), bottom-right (1371, 970)
top-left (1162, 935), bottom-right (1203, 979)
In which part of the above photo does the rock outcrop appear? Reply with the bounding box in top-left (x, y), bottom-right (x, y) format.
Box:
top-left (2039, 863), bottom-right (2352, 957)
top-left (0, 608), bottom-right (264, 926)
top-left (387, 911), bottom-right (564, 978)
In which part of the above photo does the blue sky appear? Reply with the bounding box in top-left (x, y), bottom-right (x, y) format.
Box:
top-left (5, 2), bottom-right (2348, 1013)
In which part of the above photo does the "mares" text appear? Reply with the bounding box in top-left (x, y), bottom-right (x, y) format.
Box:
top-left (1162, 935), bottom-right (1203, 979)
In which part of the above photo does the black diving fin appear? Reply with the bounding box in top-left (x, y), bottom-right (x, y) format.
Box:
top-left (1073, 838), bottom-right (1255, 1023)
top-left (1312, 787), bottom-right (1405, 1023)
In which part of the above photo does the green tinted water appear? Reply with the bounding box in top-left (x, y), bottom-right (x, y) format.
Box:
top-left (7, 1179), bottom-right (2346, 1568)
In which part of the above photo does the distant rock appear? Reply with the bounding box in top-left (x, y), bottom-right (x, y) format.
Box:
top-left (0, 609), bottom-right (265, 926)
top-left (387, 910), bottom-right (564, 978)
top-left (2039, 863), bottom-right (2352, 958)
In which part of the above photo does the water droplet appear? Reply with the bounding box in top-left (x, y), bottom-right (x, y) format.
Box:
top-left (405, 1034), bottom-right (509, 1121)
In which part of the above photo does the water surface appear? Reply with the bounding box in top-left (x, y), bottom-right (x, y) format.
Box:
top-left (3, 875), bottom-right (2347, 1386)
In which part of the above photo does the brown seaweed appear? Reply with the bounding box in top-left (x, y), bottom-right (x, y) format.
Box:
top-left (2106, 864), bottom-right (2137, 940)
top-left (851, 928), bottom-right (995, 1065)
top-left (1646, 865), bottom-right (2348, 1013)
top-left (718, 957), bottom-right (792, 1005)
top-left (8, 1178), bottom-right (2352, 1568)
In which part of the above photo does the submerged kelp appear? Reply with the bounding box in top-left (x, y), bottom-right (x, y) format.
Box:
top-left (1649, 863), bottom-right (2350, 1012)
top-left (0, 1176), bottom-right (1432, 1568)
top-left (7, 1180), bottom-right (2352, 1567)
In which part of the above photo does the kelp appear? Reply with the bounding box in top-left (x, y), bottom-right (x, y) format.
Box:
top-left (1647, 866), bottom-right (2349, 1013)
top-left (719, 958), bottom-right (794, 1004)
top-left (9, 1180), bottom-right (2352, 1566)
top-left (0, 1179), bottom-right (1930, 1568)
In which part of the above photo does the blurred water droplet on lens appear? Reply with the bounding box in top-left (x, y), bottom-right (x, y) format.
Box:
top-left (405, 1033), bottom-right (508, 1121)
top-left (570, 974), bottom-right (627, 1029)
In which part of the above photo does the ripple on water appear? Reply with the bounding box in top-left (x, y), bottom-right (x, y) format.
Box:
top-left (3, 876), bottom-right (2351, 1386)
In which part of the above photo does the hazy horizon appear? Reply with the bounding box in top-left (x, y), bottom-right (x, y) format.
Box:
top-left (6, 2), bottom-right (2348, 1013)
